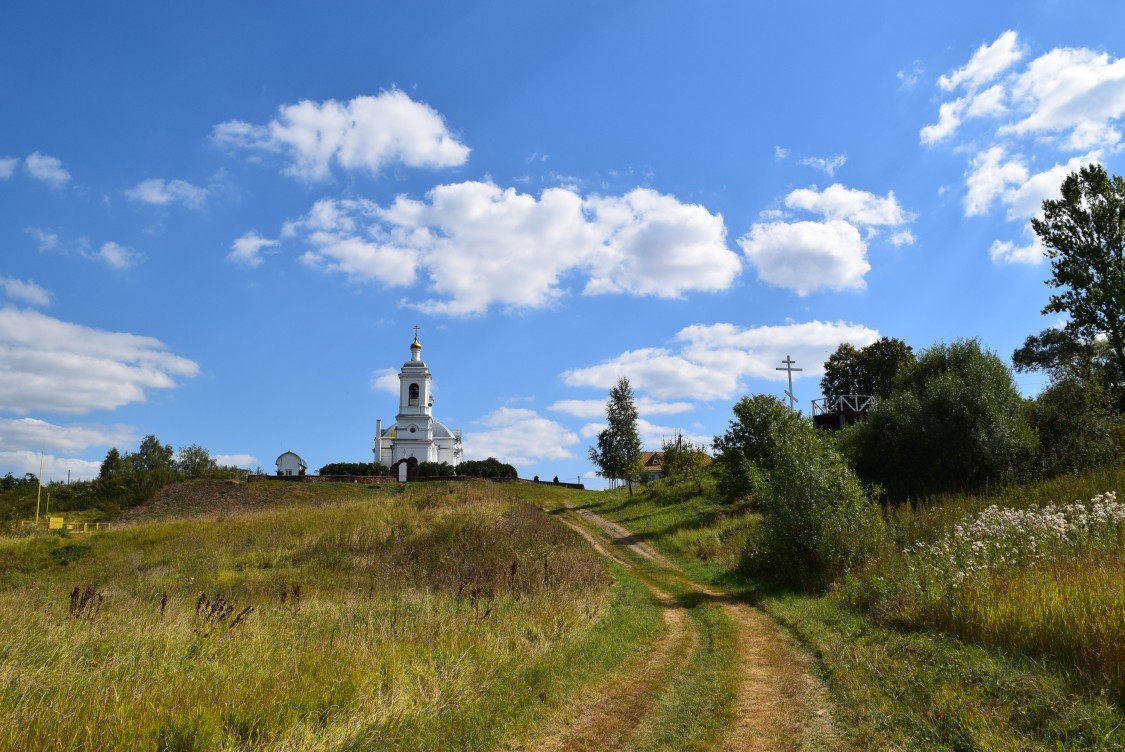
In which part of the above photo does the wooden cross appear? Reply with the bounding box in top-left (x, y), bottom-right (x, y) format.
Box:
top-left (776, 355), bottom-right (803, 412)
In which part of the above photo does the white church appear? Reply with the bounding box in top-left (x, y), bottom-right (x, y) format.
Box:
top-left (373, 334), bottom-right (463, 470)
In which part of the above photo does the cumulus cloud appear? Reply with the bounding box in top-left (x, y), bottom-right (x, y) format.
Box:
top-left (288, 182), bottom-right (740, 315)
top-left (213, 453), bottom-right (258, 468)
top-left (0, 450), bottom-right (101, 483)
top-left (548, 397), bottom-right (694, 419)
top-left (938, 30), bottom-right (1023, 92)
top-left (0, 307), bottom-right (199, 414)
top-left (228, 231), bottom-right (280, 268)
top-left (989, 237), bottom-right (1044, 265)
top-left (784, 184), bottom-right (912, 226)
top-left (562, 320), bottom-right (879, 403)
top-left (741, 184), bottom-right (914, 295)
top-left (0, 417), bottom-right (136, 455)
top-left (370, 368), bottom-right (400, 394)
top-left (461, 407), bottom-right (579, 467)
top-left (739, 220), bottom-right (869, 295)
top-left (24, 152), bottom-right (71, 187)
top-left (93, 241), bottom-right (142, 269)
top-left (0, 277), bottom-right (51, 307)
top-left (923, 31), bottom-right (1125, 263)
top-left (213, 90), bottom-right (470, 182)
top-left (126, 178), bottom-right (208, 209)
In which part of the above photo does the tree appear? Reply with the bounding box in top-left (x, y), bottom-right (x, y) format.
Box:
top-left (841, 339), bottom-right (1037, 500)
top-left (99, 448), bottom-right (126, 479)
top-left (588, 377), bottom-right (643, 494)
top-left (820, 337), bottom-right (914, 401)
top-left (660, 432), bottom-right (711, 493)
top-left (1033, 164), bottom-right (1125, 375)
top-left (711, 394), bottom-right (803, 503)
top-left (749, 421), bottom-right (884, 591)
top-left (457, 457), bottom-right (517, 479)
top-left (130, 435), bottom-right (175, 474)
top-left (176, 444), bottom-right (218, 478)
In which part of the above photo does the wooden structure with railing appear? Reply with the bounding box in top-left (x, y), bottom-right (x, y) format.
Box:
top-left (811, 394), bottom-right (875, 430)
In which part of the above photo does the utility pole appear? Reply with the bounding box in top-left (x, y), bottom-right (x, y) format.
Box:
top-left (776, 355), bottom-right (803, 412)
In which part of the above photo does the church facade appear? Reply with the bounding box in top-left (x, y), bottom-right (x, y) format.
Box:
top-left (373, 335), bottom-right (463, 468)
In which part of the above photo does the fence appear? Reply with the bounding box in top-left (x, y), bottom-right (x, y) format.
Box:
top-left (20, 518), bottom-right (111, 533)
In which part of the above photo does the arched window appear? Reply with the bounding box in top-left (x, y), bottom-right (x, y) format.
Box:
top-left (409, 383), bottom-right (420, 406)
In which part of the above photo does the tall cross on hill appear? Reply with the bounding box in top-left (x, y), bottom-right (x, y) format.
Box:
top-left (776, 355), bottom-right (802, 412)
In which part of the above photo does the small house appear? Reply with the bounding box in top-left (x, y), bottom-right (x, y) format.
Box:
top-left (275, 451), bottom-right (307, 476)
top-left (640, 451), bottom-right (664, 482)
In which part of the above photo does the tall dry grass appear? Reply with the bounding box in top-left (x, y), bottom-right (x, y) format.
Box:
top-left (0, 482), bottom-right (646, 751)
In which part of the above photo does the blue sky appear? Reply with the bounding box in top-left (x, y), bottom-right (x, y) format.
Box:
top-left (4, 1), bottom-right (1125, 487)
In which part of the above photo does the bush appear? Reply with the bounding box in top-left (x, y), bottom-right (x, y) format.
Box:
top-left (456, 457), bottom-right (518, 479)
top-left (712, 394), bottom-right (803, 503)
top-left (841, 339), bottom-right (1037, 500)
top-left (317, 462), bottom-right (390, 476)
top-left (745, 422), bottom-right (884, 591)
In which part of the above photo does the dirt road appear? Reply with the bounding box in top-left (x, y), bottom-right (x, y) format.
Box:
top-left (512, 502), bottom-right (838, 752)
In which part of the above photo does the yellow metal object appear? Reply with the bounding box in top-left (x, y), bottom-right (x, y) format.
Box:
top-left (48, 517), bottom-right (63, 530)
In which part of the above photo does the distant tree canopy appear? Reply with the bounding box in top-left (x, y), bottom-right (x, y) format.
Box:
top-left (820, 337), bottom-right (914, 402)
top-left (416, 461), bottom-right (456, 478)
top-left (457, 457), bottom-right (517, 479)
top-left (840, 339), bottom-right (1036, 500)
top-left (317, 462), bottom-right (390, 476)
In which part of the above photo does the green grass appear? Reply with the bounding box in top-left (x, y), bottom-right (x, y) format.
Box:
top-left (0, 482), bottom-right (663, 751)
top-left (581, 471), bottom-right (1125, 750)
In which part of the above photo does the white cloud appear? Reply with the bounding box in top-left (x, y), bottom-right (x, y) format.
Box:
top-left (548, 397), bottom-right (693, 419)
top-left (25, 227), bottom-right (59, 252)
top-left (964, 146), bottom-right (1028, 217)
top-left (0, 450), bottom-right (102, 483)
top-left (582, 188), bottom-right (740, 298)
top-left (0, 157), bottom-right (17, 179)
top-left (213, 90), bottom-right (471, 182)
top-left (926, 31), bottom-right (1125, 258)
top-left (1003, 46), bottom-right (1125, 148)
top-left (370, 368), bottom-right (400, 394)
top-left (228, 231), bottom-right (280, 268)
top-left (213, 453), bottom-right (257, 468)
top-left (938, 30), bottom-right (1023, 92)
top-left (989, 237), bottom-right (1044, 265)
top-left (965, 84), bottom-right (1008, 118)
top-left (774, 146), bottom-right (788, 160)
top-left (0, 417), bottom-right (136, 455)
top-left (1003, 152), bottom-right (1100, 220)
top-left (289, 182), bottom-right (740, 316)
top-left (739, 220), bottom-right (869, 295)
top-left (797, 154), bottom-right (847, 177)
top-left (0, 277), bottom-right (51, 307)
top-left (784, 184), bottom-right (912, 226)
top-left (461, 407), bottom-right (579, 467)
top-left (920, 97), bottom-right (968, 145)
top-left (92, 241), bottom-right (141, 269)
top-left (0, 307), bottom-right (199, 414)
top-left (24, 152), bottom-right (71, 187)
top-left (563, 320), bottom-right (880, 404)
top-left (126, 178), bottom-right (208, 209)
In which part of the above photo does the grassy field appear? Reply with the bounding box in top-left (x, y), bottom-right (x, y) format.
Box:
top-left (0, 481), bottom-right (662, 751)
top-left (579, 471), bottom-right (1125, 750)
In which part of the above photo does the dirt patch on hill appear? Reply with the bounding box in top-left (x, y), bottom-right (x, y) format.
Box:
top-left (115, 479), bottom-right (326, 524)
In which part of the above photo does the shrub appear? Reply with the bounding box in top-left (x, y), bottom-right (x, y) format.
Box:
top-left (745, 422), bottom-right (884, 591)
top-left (841, 339), bottom-right (1037, 500)
top-left (712, 394), bottom-right (803, 503)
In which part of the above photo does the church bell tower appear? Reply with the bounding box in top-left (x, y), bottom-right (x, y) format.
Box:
top-left (392, 333), bottom-right (436, 462)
